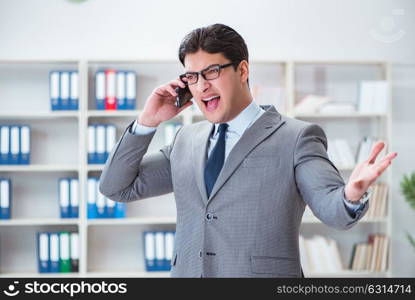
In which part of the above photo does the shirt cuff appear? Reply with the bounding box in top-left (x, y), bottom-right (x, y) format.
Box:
top-left (130, 120), bottom-right (157, 136)
top-left (342, 193), bottom-right (367, 217)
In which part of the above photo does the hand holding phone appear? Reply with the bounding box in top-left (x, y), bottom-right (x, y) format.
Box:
top-left (175, 75), bottom-right (193, 108)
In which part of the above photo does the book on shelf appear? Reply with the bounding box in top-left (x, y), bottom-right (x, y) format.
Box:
top-left (143, 231), bottom-right (175, 272)
top-left (356, 136), bottom-right (385, 164)
top-left (299, 235), bottom-right (343, 273)
top-left (0, 125), bottom-right (31, 165)
top-left (87, 177), bottom-right (126, 219)
top-left (358, 81), bottom-right (389, 114)
top-left (327, 139), bottom-right (355, 169)
top-left (58, 178), bottom-right (79, 219)
top-left (95, 69), bottom-right (137, 110)
top-left (49, 70), bottom-right (79, 111)
top-left (88, 124), bottom-right (116, 164)
top-left (364, 183), bottom-right (388, 219)
top-left (349, 234), bottom-right (389, 272)
top-left (0, 178), bottom-right (12, 219)
top-left (294, 94), bottom-right (331, 115)
top-left (37, 231), bottom-right (79, 273)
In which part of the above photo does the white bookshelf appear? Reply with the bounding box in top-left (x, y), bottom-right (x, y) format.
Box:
top-left (0, 59), bottom-right (392, 277)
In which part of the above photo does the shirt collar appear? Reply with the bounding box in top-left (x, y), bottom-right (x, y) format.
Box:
top-left (212, 101), bottom-right (263, 137)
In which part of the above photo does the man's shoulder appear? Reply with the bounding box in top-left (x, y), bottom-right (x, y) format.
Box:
top-left (279, 114), bottom-right (315, 135)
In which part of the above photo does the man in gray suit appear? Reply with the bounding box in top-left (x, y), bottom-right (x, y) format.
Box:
top-left (99, 24), bottom-right (397, 277)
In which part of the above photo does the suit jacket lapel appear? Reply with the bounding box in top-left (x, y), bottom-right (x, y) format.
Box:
top-left (192, 121), bottom-right (214, 205)
top-left (207, 106), bottom-right (286, 203)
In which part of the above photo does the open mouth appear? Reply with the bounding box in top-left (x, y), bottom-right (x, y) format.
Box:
top-left (202, 96), bottom-right (220, 112)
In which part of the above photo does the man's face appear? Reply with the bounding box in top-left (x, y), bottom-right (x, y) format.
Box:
top-left (184, 50), bottom-right (248, 124)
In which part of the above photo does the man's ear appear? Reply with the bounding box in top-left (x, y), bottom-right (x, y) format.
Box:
top-left (238, 60), bottom-right (249, 84)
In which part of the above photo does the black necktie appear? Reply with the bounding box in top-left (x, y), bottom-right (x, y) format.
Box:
top-left (204, 123), bottom-right (229, 198)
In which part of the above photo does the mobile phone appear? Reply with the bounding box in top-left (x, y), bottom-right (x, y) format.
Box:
top-left (175, 77), bottom-right (193, 108)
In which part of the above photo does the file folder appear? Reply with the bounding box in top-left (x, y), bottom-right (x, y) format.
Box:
top-left (114, 202), bottom-right (126, 218)
top-left (144, 232), bottom-right (156, 271)
top-left (10, 126), bottom-right (20, 165)
top-left (96, 185), bottom-right (106, 218)
top-left (126, 71), bottom-right (136, 109)
top-left (105, 125), bottom-right (116, 162)
top-left (155, 232), bottom-right (165, 271)
top-left (69, 71), bottom-right (79, 110)
top-left (37, 232), bottom-right (50, 273)
top-left (49, 233), bottom-right (60, 272)
top-left (105, 198), bottom-right (115, 218)
top-left (69, 178), bottom-right (79, 218)
top-left (50, 71), bottom-right (61, 111)
top-left (60, 71), bottom-right (70, 110)
top-left (87, 177), bottom-right (97, 219)
top-left (164, 231), bottom-right (175, 271)
top-left (59, 179), bottom-right (70, 218)
top-left (87, 125), bottom-right (96, 164)
top-left (0, 179), bottom-right (11, 219)
top-left (70, 232), bottom-right (79, 272)
top-left (105, 70), bottom-right (117, 110)
top-left (96, 125), bottom-right (106, 164)
top-left (96, 71), bottom-right (106, 110)
top-left (0, 126), bottom-right (10, 164)
top-left (59, 232), bottom-right (71, 273)
top-left (116, 71), bottom-right (126, 110)
top-left (20, 126), bottom-right (30, 165)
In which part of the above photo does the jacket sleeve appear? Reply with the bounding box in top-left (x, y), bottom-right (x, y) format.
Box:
top-left (99, 120), bottom-right (179, 202)
top-left (293, 123), bottom-right (368, 230)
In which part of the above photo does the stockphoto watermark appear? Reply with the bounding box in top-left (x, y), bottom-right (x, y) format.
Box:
top-left (370, 8), bottom-right (406, 43)
top-left (2, 280), bottom-right (127, 297)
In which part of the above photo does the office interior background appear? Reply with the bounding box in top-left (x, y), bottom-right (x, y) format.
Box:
top-left (0, 0), bottom-right (414, 277)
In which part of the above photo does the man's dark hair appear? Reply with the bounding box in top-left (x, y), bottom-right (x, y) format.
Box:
top-left (178, 24), bottom-right (249, 71)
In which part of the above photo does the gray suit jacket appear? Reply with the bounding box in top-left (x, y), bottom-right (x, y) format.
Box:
top-left (99, 105), bottom-right (368, 278)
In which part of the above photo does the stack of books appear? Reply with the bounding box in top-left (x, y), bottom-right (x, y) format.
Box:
top-left (358, 81), bottom-right (389, 114)
top-left (327, 139), bottom-right (356, 169)
top-left (299, 235), bottom-right (343, 273)
top-left (365, 183), bottom-right (388, 219)
top-left (349, 234), bottom-right (389, 272)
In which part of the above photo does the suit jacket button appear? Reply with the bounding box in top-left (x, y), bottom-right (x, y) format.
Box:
top-left (206, 213), bottom-right (212, 220)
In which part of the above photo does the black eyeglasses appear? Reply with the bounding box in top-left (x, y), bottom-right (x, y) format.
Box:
top-left (180, 62), bottom-right (235, 85)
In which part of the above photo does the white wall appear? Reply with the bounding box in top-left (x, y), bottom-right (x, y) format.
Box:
top-left (0, 0), bottom-right (414, 276)
top-left (0, 0), bottom-right (414, 61)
